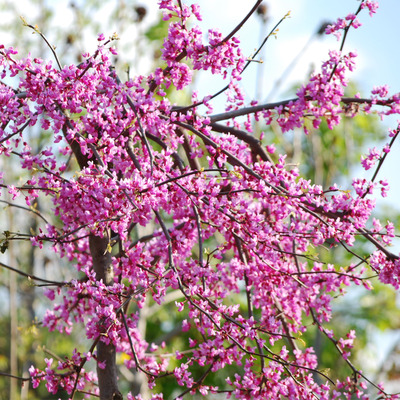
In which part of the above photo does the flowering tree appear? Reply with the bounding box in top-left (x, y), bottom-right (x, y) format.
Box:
top-left (0, 0), bottom-right (398, 399)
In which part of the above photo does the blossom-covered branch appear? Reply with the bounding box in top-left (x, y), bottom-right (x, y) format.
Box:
top-left (1, 0), bottom-right (398, 399)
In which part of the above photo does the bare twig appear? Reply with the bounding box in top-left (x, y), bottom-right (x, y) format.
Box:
top-left (0, 371), bottom-right (30, 381)
top-left (21, 18), bottom-right (63, 70)
top-left (0, 200), bottom-right (50, 224)
top-left (0, 261), bottom-right (67, 286)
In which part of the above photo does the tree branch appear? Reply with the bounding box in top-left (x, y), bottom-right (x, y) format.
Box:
top-left (209, 96), bottom-right (396, 123)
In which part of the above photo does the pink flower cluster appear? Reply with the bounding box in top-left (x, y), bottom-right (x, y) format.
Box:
top-left (29, 353), bottom-right (97, 396)
top-left (325, 14), bottom-right (362, 41)
top-left (361, 0), bottom-right (379, 17)
top-left (325, 1), bottom-right (378, 41)
top-left (1, 0), bottom-right (399, 399)
top-left (272, 49), bottom-right (358, 134)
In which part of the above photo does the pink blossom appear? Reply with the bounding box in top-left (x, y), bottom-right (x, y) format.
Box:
top-left (361, 147), bottom-right (380, 170)
top-left (7, 184), bottom-right (19, 200)
top-left (361, 1), bottom-right (379, 17)
top-left (0, 1), bottom-right (397, 399)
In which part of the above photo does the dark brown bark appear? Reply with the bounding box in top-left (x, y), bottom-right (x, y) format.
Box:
top-left (96, 341), bottom-right (122, 400)
top-left (89, 235), bottom-right (114, 285)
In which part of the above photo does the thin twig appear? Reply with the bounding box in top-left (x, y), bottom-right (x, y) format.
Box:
top-left (215, 0), bottom-right (263, 46)
top-left (0, 261), bottom-right (67, 286)
top-left (0, 371), bottom-right (30, 381)
top-left (22, 19), bottom-right (63, 70)
top-left (328, 2), bottom-right (364, 82)
top-left (70, 337), bottom-right (100, 399)
top-left (369, 128), bottom-right (399, 185)
top-left (0, 200), bottom-right (49, 224)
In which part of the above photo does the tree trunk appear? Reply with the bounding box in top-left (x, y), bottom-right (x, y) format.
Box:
top-left (89, 235), bottom-right (122, 400)
top-left (63, 119), bottom-right (122, 398)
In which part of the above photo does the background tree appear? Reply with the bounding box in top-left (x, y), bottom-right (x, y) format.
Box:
top-left (1, 1), bottom-right (400, 399)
